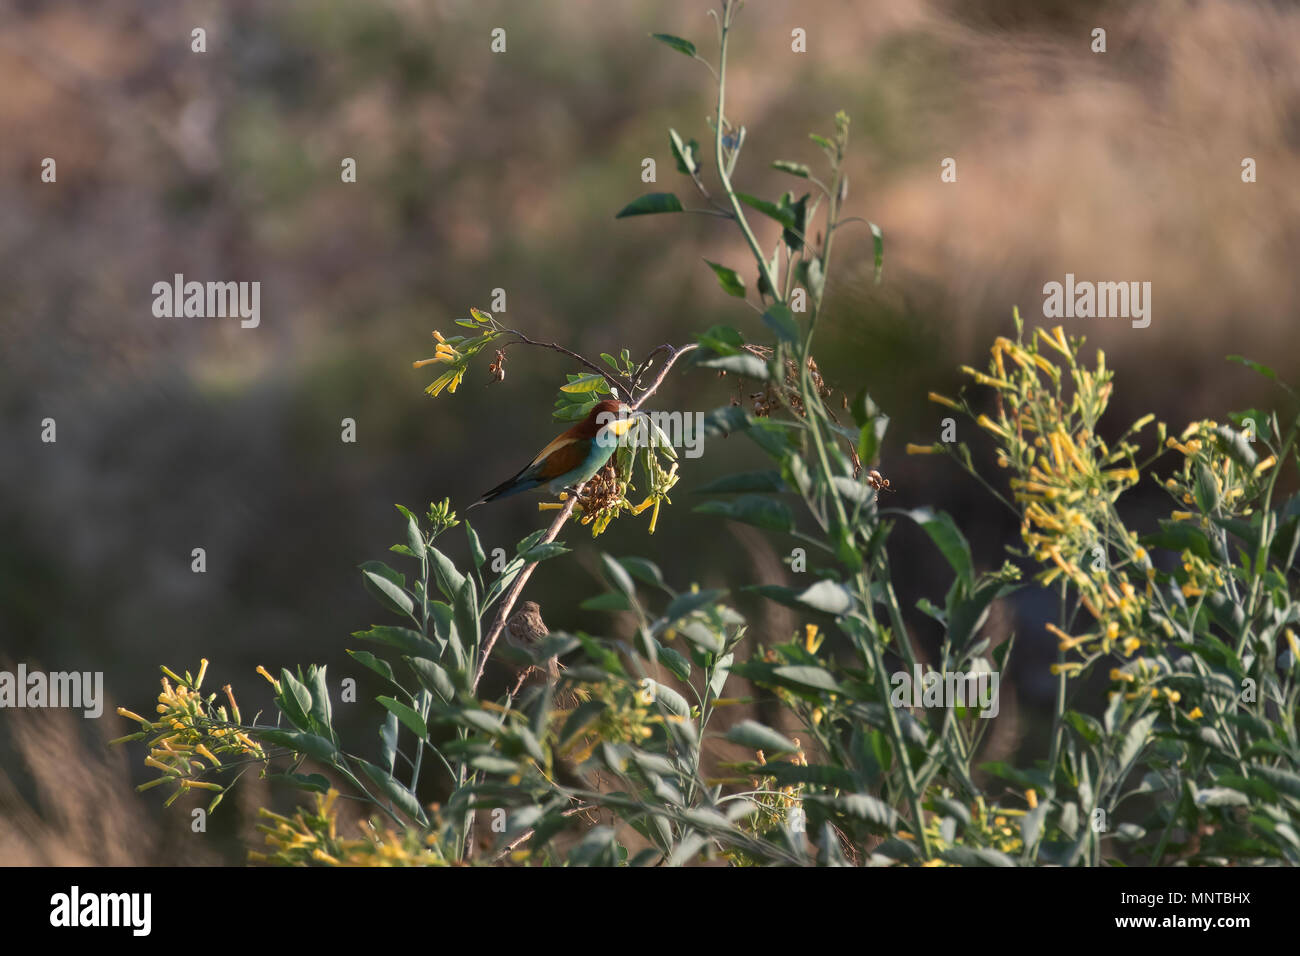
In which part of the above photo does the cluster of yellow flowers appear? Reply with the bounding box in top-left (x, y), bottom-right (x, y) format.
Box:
top-left (1163, 418), bottom-right (1275, 536)
top-left (914, 792), bottom-right (1026, 865)
top-left (925, 319), bottom-right (1161, 669)
top-left (250, 789), bottom-right (450, 867)
top-left (113, 660), bottom-right (266, 813)
top-left (413, 310), bottom-right (503, 397)
top-left (413, 329), bottom-right (468, 396)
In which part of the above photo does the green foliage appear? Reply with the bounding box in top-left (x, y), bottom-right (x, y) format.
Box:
top-left (115, 0), bottom-right (1300, 867)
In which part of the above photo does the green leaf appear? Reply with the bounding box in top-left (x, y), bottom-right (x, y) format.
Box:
top-left (642, 679), bottom-right (691, 719)
top-left (278, 669), bottom-right (314, 732)
top-left (1195, 787), bottom-right (1250, 808)
top-left (305, 666), bottom-right (332, 738)
top-left (676, 620), bottom-right (724, 655)
top-left (407, 657), bottom-right (457, 702)
top-left (360, 564), bottom-right (414, 617)
top-left (696, 324), bottom-right (744, 356)
top-left (693, 470), bottom-right (787, 494)
top-left (600, 553), bottom-right (636, 597)
top-left (907, 508), bottom-right (974, 585)
top-left (397, 506), bottom-right (426, 560)
top-left (519, 541), bottom-right (570, 563)
top-left (616, 192), bottom-right (684, 218)
top-left (781, 193), bottom-right (809, 251)
top-left (701, 404), bottom-right (754, 438)
top-left (560, 373), bottom-right (609, 394)
top-left (763, 763), bottom-right (855, 790)
top-left (465, 522), bottom-right (486, 569)
top-left (347, 649), bottom-right (396, 684)
top-left (619, 556), bottom-right (669, 592)
top-left (269, 772), bottom-right (331, 793)
top-left (771, 160), bottom-right (811, 178)
top-left (471, 755), bottom-right (522, 775)
top-left (428, 548), bottom-right (466, 601)
top-left (454, 576), bottom-right (481, 658)
top-left (854, 390), bottom-right (889, 466)
top-left (869, 221), bottom-right (884, 284)
top-left (697, 354), bottom-right (768, 379)
top-left (792, 579), bottom-right (853, 616)
top-left (1213, 424), bottom-right (1258, 469)
top-left (581, 592), bottom-right (633, 612)
top-left (736, 192), bottom-right (796, 229)
top-left (761, 304), bottom-right (801, 344)
top-left (694, 495), bottom-right (795, 532)
top-left (657, 644), bottom-right (692, 682)
top-left (356, 759), bottom-right (428, 825)
top-left (663, 588), bottom-right (726, 623)
top-left (940, 847), bottom-right (1016, 867)
top-left (1118, 712), bottom-right (1158, 771)
top-left (1193, 461), bottom-right (1220, 513)
top-left (254, 729), bottom-right (338, 763)
top-left (725, 719), bottom-right (799, 755)
top-left (1226, 355), bottom-right (1277, 381)
top-left (352, 625), bottom-right (442, 659)
top-left (772, 665), bottom-right (841, 692)
top-left (796, 258), bottom-right (824, 300)
top-left (650, 33), bottom-right (696, 57)
top-left (669, 128), bottom-right (699, 176)
top-left (552, 399), bottom-right (598, 422)
top-left (377, 696), bottom-right (428, 740)
top-left (1143, 521), bottom-right (1213, 561)
top-left (704, 259), bottom-right (746, 298)
top-left (819, 793), bottom-right (900, 830)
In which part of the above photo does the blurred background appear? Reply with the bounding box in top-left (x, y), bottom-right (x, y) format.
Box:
top-left (1, 0), bottom-right (1298, 863)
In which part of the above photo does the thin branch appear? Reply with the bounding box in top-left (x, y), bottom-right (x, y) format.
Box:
top-left (631, 344), bottom-right (698, 409)
top-left (630, 344), bottom-right (673, 393)
top-left (472, 495), bottom-right (579, 692)
top-left (499, 330), bottom-right (634, 397)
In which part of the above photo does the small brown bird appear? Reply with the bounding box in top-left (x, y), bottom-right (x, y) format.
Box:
top-left (506, 601), bottom-right (562, 694)
top-left (504, 601), bottom-right (591, 791)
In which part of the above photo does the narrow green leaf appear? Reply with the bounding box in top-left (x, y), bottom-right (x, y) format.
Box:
top-left (762, 304), bottom-right (801, 344)
top-left (560, 373), bottom-right (608, 394)
top-left (356, 759), bottom-right (428, 825)
top-left (704, 259), bottom-right (746, 298)
top-left (792, 579), bottom-right (854, 616)
top-left (869, 221), bottom-right (884, 284)
top-left (771, 160), bottom-right (811, 178)
top-left (736, 192), bottom-right (796, 229)
top-left (616, 192), bottom-right (684, 218)
top-left (377, 696), bottom-right (428, 740)
top-left (726, 720), bottom-right (799, 755)
top-left (650, 33), bottom-right (696, 57)
top-left (694, 495), bottom-right (795, 532)
top-left (907, 508), bottom-right (974, 585)
top-left (697, 354), bottom-right (768, 379)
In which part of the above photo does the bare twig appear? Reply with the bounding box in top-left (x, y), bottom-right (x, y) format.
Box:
top-left (500, 330), bottom-right (634, 397)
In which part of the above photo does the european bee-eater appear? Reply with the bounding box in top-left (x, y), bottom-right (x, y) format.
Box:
top-left (468, 399), bottom-right (636, 509)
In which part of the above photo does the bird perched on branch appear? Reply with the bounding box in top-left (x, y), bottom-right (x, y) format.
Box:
top-left (506, 600), bottom-right (562, 693)
top-left (467, 399), bottom-right (636, 509)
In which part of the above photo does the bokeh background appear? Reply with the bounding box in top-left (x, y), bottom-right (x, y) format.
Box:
top-left (2, 0), bottom-right (1298, 863)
